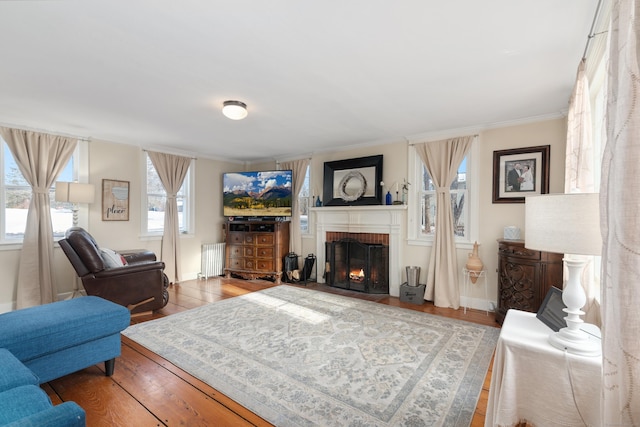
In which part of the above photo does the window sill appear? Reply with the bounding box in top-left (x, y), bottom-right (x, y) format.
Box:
top-left (0, 242), bottom-right (22, 251)
top-left (138, 232), bottom-right (194, 241)
top-left (407, 238), bottom-right (477, 251)
top-left (1, 239), bottom-right (91, 251)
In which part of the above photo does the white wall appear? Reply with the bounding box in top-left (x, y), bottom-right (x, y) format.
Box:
top-left (302, 118), bottom-right (567, 310)
top-left (0, 117), bottom-right (566, 312)
top-left (473, 118), bottom-right (567, 309)
top-left (0, 139), bottom-right (239, 312)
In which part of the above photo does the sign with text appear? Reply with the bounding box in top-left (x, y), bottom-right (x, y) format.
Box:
top-left (102, 179), bottom-right (130, 221)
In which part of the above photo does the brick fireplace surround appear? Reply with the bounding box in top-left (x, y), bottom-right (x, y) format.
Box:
top-left (311, 205), bottom-right (407, 297)
top-left (325, 232), bottom-right (389, 245)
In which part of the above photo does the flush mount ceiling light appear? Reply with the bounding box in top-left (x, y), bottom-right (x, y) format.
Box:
top-left (222, 100), bottom-right (248, 120)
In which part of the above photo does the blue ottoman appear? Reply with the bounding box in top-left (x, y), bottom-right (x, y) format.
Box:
top-left (0, 296), bottom-right (130, 384)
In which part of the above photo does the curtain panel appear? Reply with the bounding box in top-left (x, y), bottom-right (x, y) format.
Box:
top-left (565, 59), bottom-right (601, 326)
top-left (280, 159), bottom-right (309, 257)
top-left (0, 127), bottom-right (77, 308)
top-left (600, 0), bottom-right (640, 424)
top-left (147, 151), bottom-right (191, 284)
top-left (414, 135), bottom-right (473, 309)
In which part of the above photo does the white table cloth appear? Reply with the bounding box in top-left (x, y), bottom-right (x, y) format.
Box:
top-left (485, 309), bottom-right (602, 427)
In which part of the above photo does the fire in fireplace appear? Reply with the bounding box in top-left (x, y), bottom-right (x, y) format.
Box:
top-left (325, 238), bottom-right (389, 294)
top-left (349, 268), bottom-right (365, 282)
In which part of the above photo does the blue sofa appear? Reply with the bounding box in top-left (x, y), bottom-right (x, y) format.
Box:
top-left (0, 296), bottom-right (131, 426)
top-left (0, 349), bottom-right (84, 426)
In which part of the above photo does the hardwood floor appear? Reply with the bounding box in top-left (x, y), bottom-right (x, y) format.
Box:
top-left (45, 277), bottom-right (499, 426)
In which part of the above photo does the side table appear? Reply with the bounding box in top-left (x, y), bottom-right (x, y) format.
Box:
top-left (462, 267), bottom-right (488, 314)
top-left (485, 309), bottom-right (602, 426)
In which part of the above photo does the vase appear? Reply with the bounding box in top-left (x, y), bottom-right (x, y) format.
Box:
top-left (465, 241), bottom-right (483, 284)
top-left (315, 197), bottom-right (322, 207)
top-left (385, 191), bottom-right (392, 205)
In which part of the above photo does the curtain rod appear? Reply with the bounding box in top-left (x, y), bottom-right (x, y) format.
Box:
top-left (407, 134), bottom-right (479, 146)
top-left (582, 0), bottom-right (605, 61)
top-left (276, 157), bottom-right (312, 164)
top-left (0, 122), bottom-right (90, 141)
top-left (142, 148), bottom-right (197, 160)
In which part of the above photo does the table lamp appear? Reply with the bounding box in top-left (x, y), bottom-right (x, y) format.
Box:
top-left (55, 182), bottom-right (95, 226)
top-left (525, 193), bottom-right (601, 357)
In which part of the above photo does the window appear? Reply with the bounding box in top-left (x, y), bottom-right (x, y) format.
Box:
top-left (419, 157), bottom-right (468, 238)
top-left (1, 140), bottom-right (79, 243)
top-left (408, 142), bottom-right (478, 245)
top-left (299, 165), bottom-right (310, 234)
top-left (142, 153), bottom-right (194, 235)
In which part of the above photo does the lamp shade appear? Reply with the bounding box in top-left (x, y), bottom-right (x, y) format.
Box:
top-left (525, 193), bottom-right (602, 256)
top-left (55, 182), bottom-right (95, 204)
top-left (222, 100), bottom-right (248, 120)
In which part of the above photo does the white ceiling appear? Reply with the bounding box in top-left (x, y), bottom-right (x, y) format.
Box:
top-left (0, 1), bottom-right (599, 163)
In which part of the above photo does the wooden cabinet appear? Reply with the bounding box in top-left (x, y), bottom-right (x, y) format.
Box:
top-left (496, 239), bottom-right (563, 324)
top-left (224, 220), bottom-right (290, 284)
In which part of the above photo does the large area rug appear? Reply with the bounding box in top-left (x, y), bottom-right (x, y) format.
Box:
top-left (123, 285), bottom-right (499, 426)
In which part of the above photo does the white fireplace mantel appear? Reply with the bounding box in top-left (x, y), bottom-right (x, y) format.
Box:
top-left (311, 205), bottom-right (406, 297)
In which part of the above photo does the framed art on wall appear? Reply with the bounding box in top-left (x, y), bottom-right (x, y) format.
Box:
top-left (323, 155), bottom-right (383, 206)
top-left (102, 179), bottom-right (130, 221)
top-left (492, 145), bottom-right (550, 203)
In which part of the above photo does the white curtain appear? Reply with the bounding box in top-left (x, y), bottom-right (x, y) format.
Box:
top-left (148, 151), bottom-right (191, 284)
top-left (280, 159), bottom-right (309, 257)
top-left (564, 59), bottom-right (601, 326)
top-left (414, 135), bottom-right (473, 309)
top-left (601, 0), bottom-right (640, 424)
top-left (0, 127), bottom-right (77, 308)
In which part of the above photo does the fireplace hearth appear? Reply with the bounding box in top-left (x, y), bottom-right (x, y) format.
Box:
top-left (325, 238), bottom-right (389, 293)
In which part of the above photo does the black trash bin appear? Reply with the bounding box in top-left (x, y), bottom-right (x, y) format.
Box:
top-left (301, 253), bottom-right (316, 282)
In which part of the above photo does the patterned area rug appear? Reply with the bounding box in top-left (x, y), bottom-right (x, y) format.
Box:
top-left (123, 285), bottom-right (499, 426)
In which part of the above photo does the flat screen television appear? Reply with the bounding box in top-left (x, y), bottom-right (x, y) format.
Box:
top-left (223, 170), bottom-right (293, 217)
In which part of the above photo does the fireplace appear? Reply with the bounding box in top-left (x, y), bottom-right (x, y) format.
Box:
top-left (313, 205), bottom-right (406, 297)
top-left (325, 238), bottom-right (389, 293)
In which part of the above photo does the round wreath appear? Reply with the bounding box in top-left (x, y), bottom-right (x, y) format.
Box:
top-left (339, 170), bottom-right (367, 202)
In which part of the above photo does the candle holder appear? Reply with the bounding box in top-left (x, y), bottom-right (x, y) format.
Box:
top-left (393, 191), bottom-right (403, 205)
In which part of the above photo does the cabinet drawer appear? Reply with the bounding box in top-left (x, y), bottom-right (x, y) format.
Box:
top-left (228, 233), bottom-right (245, 245)
top-left (254, 233), bottom-right (274, 246)
top-left (244, 246), bottom-right (274, 257)
top-left (228, 245), bottom-right (244, 258)
top-left (244, 259), bottom-right (274, 271)
top-left (255, 247), bottom-right (274, 258)
top-left (498, 243), bottom-right (540, 261)
top-left (228, 258), bottom-right (244, 269)
top-left (255, 259), bottom-right (274, 271)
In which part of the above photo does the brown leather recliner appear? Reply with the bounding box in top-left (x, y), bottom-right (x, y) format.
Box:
top-left (59, 227), bottom-right (169, 314)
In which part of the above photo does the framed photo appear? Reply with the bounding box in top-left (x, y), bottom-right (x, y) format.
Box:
top-left (536, 287), bottom-right (566, 332)
top-left (102, 179), bottom-right (130, 221)
top-left (492, 145), bottom-right (550, 203)
top-left (323, 155), bottom-right (383, 206)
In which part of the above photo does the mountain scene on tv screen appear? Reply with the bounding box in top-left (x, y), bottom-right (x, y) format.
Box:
top-left (223, 171), bottom-right (292, 217)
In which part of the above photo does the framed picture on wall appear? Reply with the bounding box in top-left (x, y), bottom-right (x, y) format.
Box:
top-left (323, 155), bottom-right (383, 206)
top-left (102, 179), bottom-right (130, 221)
top-left (492, 145), bottom-right (550, 203)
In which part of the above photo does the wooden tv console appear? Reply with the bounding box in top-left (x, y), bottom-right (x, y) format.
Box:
top-left (224, 220), bottom-right (290, 284)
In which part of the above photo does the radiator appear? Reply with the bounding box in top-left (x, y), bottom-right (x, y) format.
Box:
top-left (200, 243), bottom-right (225, 278)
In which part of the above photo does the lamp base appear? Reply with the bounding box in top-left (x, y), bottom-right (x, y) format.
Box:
top-left (548, 326), bottom-right (601, 357)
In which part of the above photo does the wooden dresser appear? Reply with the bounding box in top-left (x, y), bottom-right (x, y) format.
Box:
top-left (496, 239), bottom-right (563, 324)
top-left (224, 220), bottom-right (290, 284)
